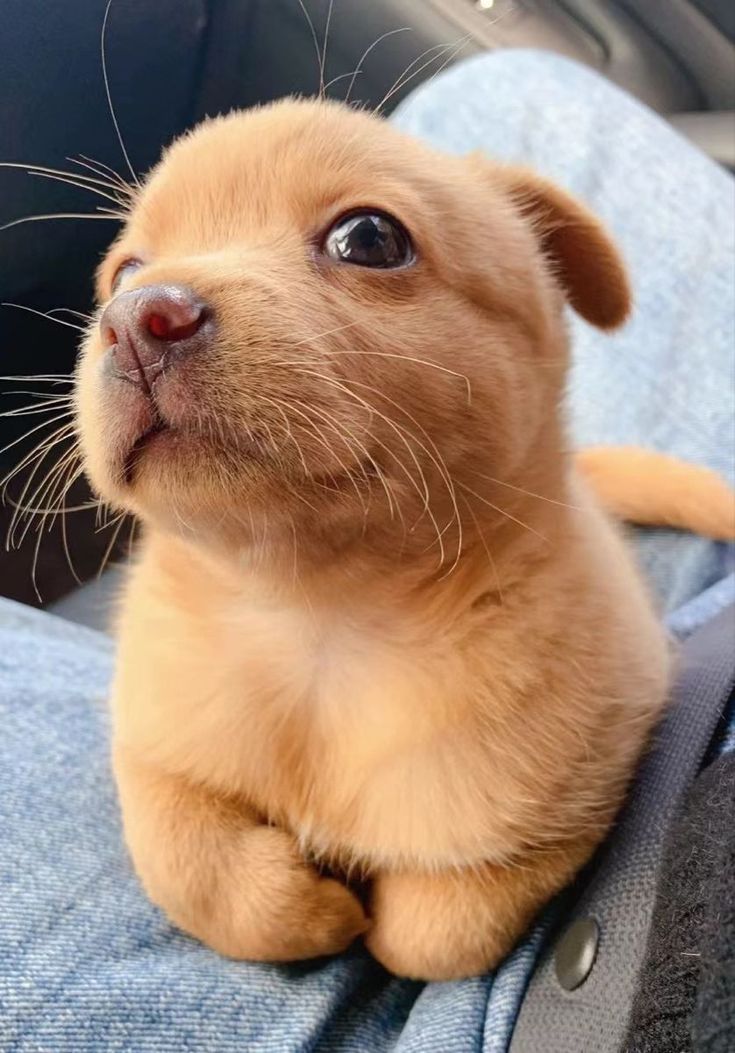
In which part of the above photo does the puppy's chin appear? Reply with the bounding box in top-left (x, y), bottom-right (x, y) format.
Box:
top-left (116, 471), bottom-right (382, 564)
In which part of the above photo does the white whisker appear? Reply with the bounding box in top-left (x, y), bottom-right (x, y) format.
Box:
top-left (96, 510), bottom-right (128, 579)
top-left (460, 493), bottom-right (504, 604)
top-left (291, 368), bottom-right (448, 568)
top-left (285, 321), bottom-right (362, 349)
top-left (0, 410), bottom-right (76, 460)
top-left (458, 481), bottom-right (549, 543)
top-left (71, 154), bottom-right (135, 196)
top-left (0, 160), bottom-right (131, 195)
top-left (343, 27), bottom-right (412, 104)
top-left (319, 0), bottom-right (335, 97)
top-left (100, 0), bottom-right (141, 187)
top-left (290, 397), bottom-right (370, 515)
top-left (2, 301), bottom-right (87, 332)
top-left (46, 307), bottom-right (95, 322)
top-left (295, 0), bottom-right (324, 97)
top-left (0, 397), bottom-right (73, 419)
top-left (28, 169), bottom-right (128, 207)
top-left (375, 38), bottom-right (466, 114)
top-left (0, 373), bottom-right (73, 384)
top-left (466, 467), bottom-right (582, 511)
top-left (282, 348), bottom-right (472, 405)
top-left (0, 211), bottom-right (123, 233)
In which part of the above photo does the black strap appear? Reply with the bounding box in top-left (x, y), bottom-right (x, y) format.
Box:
top-left (510, 604), bottom-right (735, 1053)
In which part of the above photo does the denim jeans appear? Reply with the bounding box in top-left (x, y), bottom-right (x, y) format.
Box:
top-left (1, 50), bottom-right (734, 1053)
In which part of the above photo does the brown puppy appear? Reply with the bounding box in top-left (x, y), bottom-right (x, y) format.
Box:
top-left (74, 99), bottom-right (733, 980)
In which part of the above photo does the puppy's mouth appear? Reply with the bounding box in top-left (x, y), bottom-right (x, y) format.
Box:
top-left (112, 380), bottom-right (379, 499)
top-left (118, 409), bottom-right (266, 488)
top-left (122, 418), bottom-right (172, 485)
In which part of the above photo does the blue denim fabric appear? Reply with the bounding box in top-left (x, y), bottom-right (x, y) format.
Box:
top-left (1, 50), bottom-right (734, 1053)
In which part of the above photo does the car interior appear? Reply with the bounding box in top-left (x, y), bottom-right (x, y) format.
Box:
top-left (1, 0), bottom-right (733, 631)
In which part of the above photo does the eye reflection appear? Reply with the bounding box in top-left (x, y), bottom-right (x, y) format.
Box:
top-left (323, 211), bottom-right (413, 269)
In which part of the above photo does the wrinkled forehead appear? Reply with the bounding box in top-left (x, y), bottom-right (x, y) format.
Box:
top-left (126, 101), bottom-right (435, 253)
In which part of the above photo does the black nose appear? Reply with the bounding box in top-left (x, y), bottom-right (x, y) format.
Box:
top-left (100, 284), bottom-right (210, 390)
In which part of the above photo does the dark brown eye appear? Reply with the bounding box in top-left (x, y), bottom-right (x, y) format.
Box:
top-left (111, 258), bottom-right (143, 295)
top-left (323, 211), bottom-right (413, 269)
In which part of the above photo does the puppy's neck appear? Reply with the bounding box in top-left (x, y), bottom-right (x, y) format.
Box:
top-left (143, 453), bottom-right (572, 626)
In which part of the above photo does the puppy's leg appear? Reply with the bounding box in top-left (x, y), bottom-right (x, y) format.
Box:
top-left (114, 746), bottom-right (367, 960)
top-left (367, 841), bottom-right (593, 981)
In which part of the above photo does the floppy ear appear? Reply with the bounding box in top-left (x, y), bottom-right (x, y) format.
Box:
top-left (489, 163), bottom-right (631, 330)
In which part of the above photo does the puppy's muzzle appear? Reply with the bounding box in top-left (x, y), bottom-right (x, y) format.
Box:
top-left (100, 284), bottom-right (212, 391)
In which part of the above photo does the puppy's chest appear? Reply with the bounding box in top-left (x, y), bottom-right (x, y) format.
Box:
top-left (133, 598), bottom-right (496, 867)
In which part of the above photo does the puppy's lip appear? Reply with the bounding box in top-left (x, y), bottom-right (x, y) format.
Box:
top-left (118, 411), bottom-right (268, 488)
top-left (122, 419), bottom-right (171, 485)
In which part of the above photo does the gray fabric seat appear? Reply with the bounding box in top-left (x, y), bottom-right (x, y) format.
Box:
top-left (48, 567), bottom-right (124, 633)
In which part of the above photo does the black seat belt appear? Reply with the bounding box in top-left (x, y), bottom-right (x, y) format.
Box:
top-left (510, 604), bottom-right (735, 1053)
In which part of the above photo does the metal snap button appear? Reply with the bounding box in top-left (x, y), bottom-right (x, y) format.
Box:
top-left (554, 917), bottom-right (600, 991)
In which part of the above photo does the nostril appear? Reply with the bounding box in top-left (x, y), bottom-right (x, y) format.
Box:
top-left (102, 325), bottom-right (118, 348)
top-left (145, 306), bottom-right (205, 343)
top-left (100, 284), bottom-right (210, 391)
top-left (147, 313), bottom-right (172, 339)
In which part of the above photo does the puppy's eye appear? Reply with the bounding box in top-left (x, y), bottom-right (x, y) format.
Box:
top-left (110, 258), bottom-right (143, 295)
top-left (323, 211), bottom-right (413, 269)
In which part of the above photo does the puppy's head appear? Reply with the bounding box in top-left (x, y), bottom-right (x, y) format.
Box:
top-left (75, 99), bottom-right (629, 566)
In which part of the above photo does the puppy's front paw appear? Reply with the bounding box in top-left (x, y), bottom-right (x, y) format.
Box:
top-left (367, 840), bottom-right (593, 980)
top-left (294, 870), bottom-right (370, 959)
top-left (366, 868), bottom-right (511, 981)
top-left (204, 826), bottom-right (368, 962)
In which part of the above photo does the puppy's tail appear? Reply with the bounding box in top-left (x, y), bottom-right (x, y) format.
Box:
top-left (576, 446), bottom-right (735, 541)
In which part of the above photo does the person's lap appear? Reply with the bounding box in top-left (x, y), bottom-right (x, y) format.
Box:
top-left (1, 50), bottom-right (733, 1052)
